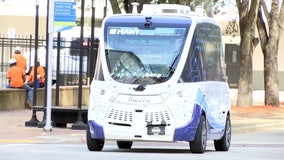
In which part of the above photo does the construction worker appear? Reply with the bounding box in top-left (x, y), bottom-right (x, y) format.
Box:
top-left (7, 58), bottom-right (33, 109)
top-left (27, 59), bottom-right (45, 88)
top-left (12, 46), bottom-right (27, 72)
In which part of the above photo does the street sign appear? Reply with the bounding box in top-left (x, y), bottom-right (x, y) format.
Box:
top-left (54, 0), bottom-right (76, 32)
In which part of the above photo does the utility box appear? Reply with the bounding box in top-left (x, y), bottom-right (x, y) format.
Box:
top-left (225, 43), bottom-right (240, 88)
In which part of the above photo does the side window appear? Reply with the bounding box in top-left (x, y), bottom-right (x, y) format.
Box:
top-left (180, 23), bottom-right (223, 83)
top-left (201, 23), bottom-right (222, 81)
top-left (180, 26), bottom-right (203, 82)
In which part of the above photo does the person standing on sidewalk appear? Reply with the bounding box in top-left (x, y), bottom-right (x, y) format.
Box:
top-left (12, 46), bottom-right (27, 72)
top-left (6, 58), bottom-right (33, 109)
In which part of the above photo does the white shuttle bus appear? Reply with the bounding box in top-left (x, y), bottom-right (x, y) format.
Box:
top-left (87, 4), bottom-right (231, 153)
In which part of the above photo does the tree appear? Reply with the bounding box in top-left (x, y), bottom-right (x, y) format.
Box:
top-left (109, 0), bottom-right (152, 13)
top-left (109, 0), bottom-right (122, 14)
top-left (256, 0), bottom-right (284, 106)
top-left (235, 0), bottom-right (260, 107)
top-left (109, 0), bottom-right (218, 14)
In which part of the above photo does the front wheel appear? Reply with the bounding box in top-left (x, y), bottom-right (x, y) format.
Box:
top-left (189, 115), bottom-right (207, 154)
top-left (86, 124), bottom-right (105, 151)
top-left (117, 141), bottom-right (133, 149)
top-left (214, 115), bottom-right (231, 151)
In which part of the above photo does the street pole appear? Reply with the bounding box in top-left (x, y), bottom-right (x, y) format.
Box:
top-left (33, 0), bottom-right (39, 106)
top-left (44, 0), bottom-right (54, 132)
top-left (38, 0), bottom-right (50, 128)
top-left (25, 0), bottom-right (40, 127)
top-left (89, 0), bottom-right (96, 83)
top-left (72, 0), bottom-right (86, 130)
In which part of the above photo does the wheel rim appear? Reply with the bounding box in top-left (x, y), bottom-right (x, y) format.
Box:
top-left (226, 120), bottom-right (231, 145)
top-left (202, 120), bottom-right (207, 147)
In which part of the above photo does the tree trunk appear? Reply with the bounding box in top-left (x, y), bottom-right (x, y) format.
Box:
top-left (263, 44), bottom-right (279, 106)
top-left (256, 0), bottom-right (283, 106)
top-left (263, 0), bottom-right (280, 106)
top-left (109, 0), bottom-right (122, 14)
top-left (236, 0), bottom-right (260, 107)
top-left (237, 30), bottom-right (253, 107)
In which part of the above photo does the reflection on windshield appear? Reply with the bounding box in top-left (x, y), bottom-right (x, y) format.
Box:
top-left (106, 50), bottom-right (165, 84)
top-left (105, 27), bottom-right (187, 84)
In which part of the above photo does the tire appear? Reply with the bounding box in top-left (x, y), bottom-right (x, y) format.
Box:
top-left (86, 124), bottom-right (104, 151)
top-left (117, 141), bottom-right (133, 149)
top-left (214, 115), bottom-right (231, 151)
top-left (190, 115), bottom-right (207, 154)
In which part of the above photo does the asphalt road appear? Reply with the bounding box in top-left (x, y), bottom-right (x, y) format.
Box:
top-left (0, 128), bottom-right (284, 160)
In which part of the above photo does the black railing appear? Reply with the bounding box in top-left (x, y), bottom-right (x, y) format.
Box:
top-left (0, 35), bottom-right (99, 88)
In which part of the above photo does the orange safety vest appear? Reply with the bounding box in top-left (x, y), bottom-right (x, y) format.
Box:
top-left (7, 66), bottom-right (25, 87)
top-left (27, 66), bottom-right (45, 83)
top-left (12, 54), bottom-right (27, 71)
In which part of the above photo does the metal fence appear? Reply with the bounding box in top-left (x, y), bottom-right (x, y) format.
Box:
top-left (0, 34), bottom-right (99, 88)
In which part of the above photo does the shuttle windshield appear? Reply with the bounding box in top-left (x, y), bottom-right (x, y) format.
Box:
top-left (105, 26), bottom-right (188, 84)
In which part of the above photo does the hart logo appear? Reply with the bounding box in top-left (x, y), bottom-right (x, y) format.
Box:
top-left (109, 28), bottom-right (140, 35)
top-left (128, 97), bottom-right (150, 103)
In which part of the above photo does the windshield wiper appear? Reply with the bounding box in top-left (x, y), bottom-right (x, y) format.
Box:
top-left (168, 53), bottom-right (181, 73)
top-left (160, 53), bottom-right (181, 82)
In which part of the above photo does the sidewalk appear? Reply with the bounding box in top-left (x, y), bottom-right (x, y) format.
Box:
top-left (0, 110), bottom-right (86, 144)
top-left (0, 90), bottom-right (284, 144)
top-left (231, 105), bottom-right (284, 133)
top-left (230, 89), bottom-right (284, 132)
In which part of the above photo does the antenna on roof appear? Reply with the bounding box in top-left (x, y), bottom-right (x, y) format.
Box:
top-left (151, 0), bottom-right (159, 5)
top-left (132, 2), bottom-right (139, 14)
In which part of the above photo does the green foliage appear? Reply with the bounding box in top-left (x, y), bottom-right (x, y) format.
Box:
top-left (225, 19), bottom-right (238, 37)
